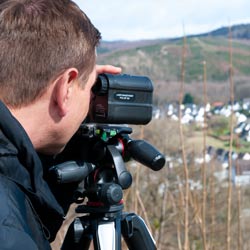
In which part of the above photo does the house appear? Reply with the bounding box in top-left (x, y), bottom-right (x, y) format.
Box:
top-left (228, 100), bottom-right (241, 112)
top-left (232, 159), bottom-right (250, 186)
top-left (241, 153), bottom-right (250, 161)
top-left (235, 112), bottom-right (247, 124)
top-left (234, 121), bottom-right (247, 134)
top-left (216, 148), bottom-right (226, 162)
top-left (242, 131), bottom-right (250, 142)
top-left (153, 107), bottom-right (161, 119)
top-left (181, 113), bottom-right (194, 124)
top-left (242, 98), bottom-right (250, 110)
top-left (233, 119), bottom-right (250, 142)
top-left (207, 145), bottom-right (217, 158)
top-left (219, 106), bottom-right (232, 117)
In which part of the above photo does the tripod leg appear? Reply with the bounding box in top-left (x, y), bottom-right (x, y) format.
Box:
top-left (121, 213), bottom-right (157, 250)
top-left (61, 214), bottom-right (123, 250)
top-left (61, 217), bottom-right (92, 250)
top-left (93, 221), bottom-right (120, 250)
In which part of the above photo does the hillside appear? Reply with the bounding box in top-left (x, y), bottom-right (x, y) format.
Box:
top-left (97, 24), bottom-right (250, 104)
top-left (195, 23), bottom-right (250, 39)
top-left (98, 36), bottom-right (250, 82)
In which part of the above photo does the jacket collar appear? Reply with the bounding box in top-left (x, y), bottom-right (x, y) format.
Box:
top-left (0, 101), bottom-right (64, 239)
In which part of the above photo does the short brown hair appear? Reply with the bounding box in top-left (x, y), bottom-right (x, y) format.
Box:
top-left (0, 0), bottom-right (101, 107)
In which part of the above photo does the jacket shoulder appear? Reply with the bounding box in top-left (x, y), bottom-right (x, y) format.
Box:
top-left (0, 225), bottom-right (39, 250)
top-left (0, 176), bottom-right (52, 250)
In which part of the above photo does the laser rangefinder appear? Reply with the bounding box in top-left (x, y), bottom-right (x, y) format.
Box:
top-left (88, 73), bottom-right (154, 125)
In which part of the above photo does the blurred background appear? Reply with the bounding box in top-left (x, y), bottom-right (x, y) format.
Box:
top-left (52, 1), bottom-right (250, 249)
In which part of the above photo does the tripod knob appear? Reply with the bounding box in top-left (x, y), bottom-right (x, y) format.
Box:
top-left (100, 183), bottom-right (123, 205)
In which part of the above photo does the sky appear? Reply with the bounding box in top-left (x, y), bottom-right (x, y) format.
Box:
top-left (75, 0), bottom-right (250, 41)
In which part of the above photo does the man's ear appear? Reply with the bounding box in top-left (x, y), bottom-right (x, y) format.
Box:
top-left (53, 68), bottom-right (79, 117)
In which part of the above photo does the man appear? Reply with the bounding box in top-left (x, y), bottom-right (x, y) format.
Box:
top-left (0, 0), bottom-right (121, 249)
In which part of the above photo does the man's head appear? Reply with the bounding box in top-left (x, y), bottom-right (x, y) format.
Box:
top-left (0, 0), bottom-right (101, 107)
top-left (0, 0), bottom-right (101, 154)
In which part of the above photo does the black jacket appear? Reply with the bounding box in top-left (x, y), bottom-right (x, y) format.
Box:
top-left (0, 101), bottom-right (64, 250)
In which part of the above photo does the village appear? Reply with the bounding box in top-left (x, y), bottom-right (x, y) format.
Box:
top-left (153, 97), bottom-right (250, 187)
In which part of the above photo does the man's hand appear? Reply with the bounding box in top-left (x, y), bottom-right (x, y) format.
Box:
top-left (96, 65), bottom-right (122, 75)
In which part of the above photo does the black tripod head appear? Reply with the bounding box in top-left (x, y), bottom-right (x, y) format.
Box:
top-left (49, 123), bottom-right (165, 208)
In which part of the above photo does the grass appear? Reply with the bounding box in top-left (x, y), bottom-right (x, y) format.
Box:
top-left (186, 130), bottom-right (250, 154)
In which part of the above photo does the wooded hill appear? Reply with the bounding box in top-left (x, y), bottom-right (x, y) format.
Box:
top-left (97, 23), bottom-right (250, 104)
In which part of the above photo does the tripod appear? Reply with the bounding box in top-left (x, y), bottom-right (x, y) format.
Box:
top-left (49, 124), bottom-right (165, 250)
top-left (61, 185), bottom-right (156, 250)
